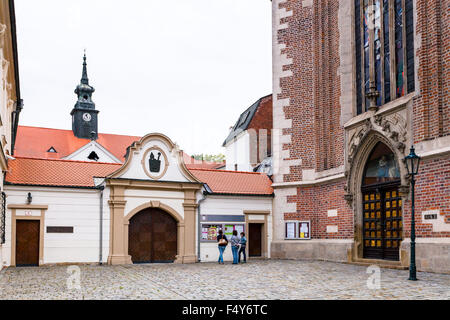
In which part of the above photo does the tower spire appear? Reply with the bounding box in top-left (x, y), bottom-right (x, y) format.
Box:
top-left (81, 49), bottom-right (89, 85)
top-left (71, 51), bottom-right (99, 140)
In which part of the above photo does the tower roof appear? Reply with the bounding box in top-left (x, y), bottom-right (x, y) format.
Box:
top-left (75, 52), bottom-right (95, 96)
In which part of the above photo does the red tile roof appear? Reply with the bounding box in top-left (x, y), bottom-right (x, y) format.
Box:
top-left (14, 126), bottom-right (225, 170)
top-left (190, 169), bottom-right (273, 195)
top-left (5, 158), bottom-right (273, 195)
top-left (15, 126), bottom-right (140, 161)
top-left (5, 157), bottom-right (121, 187)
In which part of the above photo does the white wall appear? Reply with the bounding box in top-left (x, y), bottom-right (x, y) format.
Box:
top-left (3, 185), bottom-right (109, 266)
top-left (224, 131), bottom-right (253, 172)
top-left (64, 141), bottom-right (121, 163)
top-left (198, 195), bottom-right (273, 262)
top-left (123, 188), bottom-right (185, 220)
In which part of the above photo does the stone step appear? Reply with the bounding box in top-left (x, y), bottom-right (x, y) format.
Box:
top-left (349, 259), bottom-right (408, 270)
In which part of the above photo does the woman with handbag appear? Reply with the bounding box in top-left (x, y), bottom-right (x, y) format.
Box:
top-left (217, 229), bottom-right (228, 264)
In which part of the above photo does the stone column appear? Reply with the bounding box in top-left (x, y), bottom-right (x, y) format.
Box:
top-left (107, 186), bottom-right (132, 265)
top-left (182, 189), bottom-right (198, 263)
top-left (174, 222), bottom-right (185, 264)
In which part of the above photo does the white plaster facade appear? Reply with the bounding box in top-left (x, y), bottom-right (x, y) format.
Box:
top-left (2, 186), bottom-right (109, 267)
top-left (224, 131), bottom-right (253, 172)
top-left (2, 132), bottom-right (274, 267)
top-left (199, 195), bottom-right (273, 262)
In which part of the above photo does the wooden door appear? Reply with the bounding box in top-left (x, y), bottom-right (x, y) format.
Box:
top-left (16, 220), bottom-right (40, 266)
top-left (362, 187), bottom-right (402, 260)
top-left (128, 208), bottom-right (177, 263)
top-left (249, 223), bottom-right (262, 257)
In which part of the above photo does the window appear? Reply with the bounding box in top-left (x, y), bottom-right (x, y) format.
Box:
top-left (285, 221), bottom-right (311, 240)
top-left (201, 223), bottom-right (245, 242)
top-left (1, 192), bottom-right (5, 244)
top-left (46, 147), bottom-right (57, 153)
top-left (355, 0), bottom-right (415, 114)
top-left (363, 142), bottom-right (400, 186)
top-left (88, 151), bottom-right (99, 161)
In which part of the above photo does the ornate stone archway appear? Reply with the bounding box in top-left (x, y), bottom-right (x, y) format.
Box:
top-left (126, 202), bottom-right (182, 263)
top-left (344, 124), bottom-right (410, 260)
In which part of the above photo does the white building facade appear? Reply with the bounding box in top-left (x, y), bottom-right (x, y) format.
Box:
top-left (3, 133), bottom-right (273, 267)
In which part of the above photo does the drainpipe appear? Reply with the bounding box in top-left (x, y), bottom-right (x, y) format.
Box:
top-left (98, 185), bottom-right (104, 265)
top-left (197, 190), bottom-right (207, 262)
top-left (9, 0), bottom-right (23, 156)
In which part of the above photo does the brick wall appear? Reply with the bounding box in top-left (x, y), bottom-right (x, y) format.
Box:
top-left (272, 0), bottom-right (449, 242)
top-left (248, 95), bottom-right (273, 162)
top-left (403, 156), bottom-right (450, 238)
top-left (413, 0), bottom-right (449, 141)
top-left (285, 180), bottom-right (353, 239)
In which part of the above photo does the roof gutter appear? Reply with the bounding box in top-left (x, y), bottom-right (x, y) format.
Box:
top-left (9, 0), bottom-right (23, 156)
top-left (203, 191), bottom-right (274, 198)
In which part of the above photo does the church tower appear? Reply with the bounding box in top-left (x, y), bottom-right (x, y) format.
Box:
top-left (70, 53), bottom-right (99, 140)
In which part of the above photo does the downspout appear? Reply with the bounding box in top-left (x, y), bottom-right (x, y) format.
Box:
top-left (9, 0), bottom-right (23, 155)
top-left (197, 190), bottom-right (207, 262)
top-left (98, 184), bottom-right (105, 265)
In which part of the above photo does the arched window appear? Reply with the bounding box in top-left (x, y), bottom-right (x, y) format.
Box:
top-left (362, 142), bottom-right (400, 186)
top-left (355, 0), bottom-right (415, 114)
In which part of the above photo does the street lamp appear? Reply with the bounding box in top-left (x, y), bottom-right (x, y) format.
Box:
top-left (404, 146), bottom-right (421, 281)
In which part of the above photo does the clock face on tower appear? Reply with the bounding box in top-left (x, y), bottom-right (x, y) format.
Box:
top-left (83, 113), bottom-right (92, 122)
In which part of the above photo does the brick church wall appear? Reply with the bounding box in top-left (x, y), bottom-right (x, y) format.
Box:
top-left (272, 0), bottom-right (449, 269)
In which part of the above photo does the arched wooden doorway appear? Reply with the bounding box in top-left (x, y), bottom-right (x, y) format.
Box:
top-left (361, 142), bottom-right (403, 260)
top-left (128, 208), bottom-right (177, 263)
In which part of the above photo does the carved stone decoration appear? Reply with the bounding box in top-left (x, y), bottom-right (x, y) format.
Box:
top-left (347, 119), bottom-right (372, 165)
top-left (373, 113), bottom-right (408, 153)
top-left (344, 193), bottom-right (353, 207)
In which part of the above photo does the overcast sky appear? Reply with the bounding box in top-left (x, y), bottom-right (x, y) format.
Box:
top-left (14, 0), bottom-right (272, 156)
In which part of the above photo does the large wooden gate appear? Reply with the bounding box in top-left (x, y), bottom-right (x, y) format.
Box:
top-left (128, 208), bottom-right (177, 263)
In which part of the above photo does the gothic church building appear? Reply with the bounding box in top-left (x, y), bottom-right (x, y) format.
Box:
top-left (271, 0), bottom-right (449, 273)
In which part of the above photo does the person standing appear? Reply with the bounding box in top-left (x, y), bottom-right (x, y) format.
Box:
top-left (230, 230), bottom-right (240, 265)
top-left (217, 229), bottom-right (228, 264)
top-left (238, 232), bottom-right (247, 263)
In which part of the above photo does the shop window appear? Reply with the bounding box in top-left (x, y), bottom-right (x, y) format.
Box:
top-left (355, 0), bottom-right (415, 114)
top-left (201, 223), bottom-right (245, 242)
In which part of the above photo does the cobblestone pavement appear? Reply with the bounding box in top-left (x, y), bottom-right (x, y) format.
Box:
top-left (0, 260), bottom-right (449, 300)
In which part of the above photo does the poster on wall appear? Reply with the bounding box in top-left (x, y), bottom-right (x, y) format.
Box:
top-left (286, 222), bottom-right (296, 239)
top-left (224, 225), bottom-right (234, 237)
top-left (202, 225), bottom-right (220, 241)
top-left (234, 224), bottom-right (244, 235)
top-left (299, 221), bottom-right (310, 239)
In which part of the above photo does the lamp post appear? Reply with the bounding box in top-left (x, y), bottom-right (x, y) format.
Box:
top-left (404, 146), bottom-right (421, 281)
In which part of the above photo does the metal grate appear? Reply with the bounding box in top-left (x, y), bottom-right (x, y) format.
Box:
top-left (1, 192), bottom-right (5, 244)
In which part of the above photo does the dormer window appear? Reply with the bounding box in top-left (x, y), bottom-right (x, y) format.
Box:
top-left (238, 112), bottom-right (250, 127)
top-left (88, 151), bottom-right (99, 161)
top-left (47, 147), bottom-right (57, 153)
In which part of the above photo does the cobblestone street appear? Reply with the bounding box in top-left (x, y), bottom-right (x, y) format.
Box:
top-left (0, 260), bottom-right (449, 300)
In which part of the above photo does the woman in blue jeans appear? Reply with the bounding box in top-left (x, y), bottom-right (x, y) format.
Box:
top-left (217, 229), bottom-right (228, 264)
top-left (230, 230), bottom-right (240, 264)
